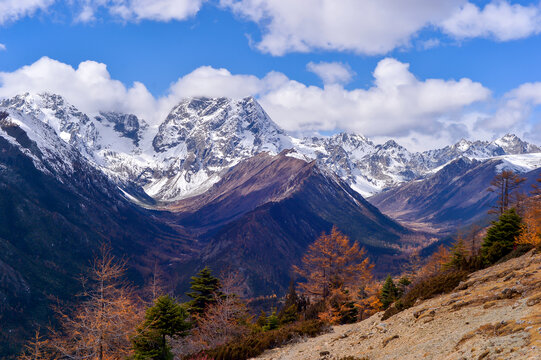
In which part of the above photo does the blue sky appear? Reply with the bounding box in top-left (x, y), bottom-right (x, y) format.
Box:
top-left (1, 0), bottom-right (541, 150)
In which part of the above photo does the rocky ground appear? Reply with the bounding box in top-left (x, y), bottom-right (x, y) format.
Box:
top-left (255, 251), bottom-right (541, 360)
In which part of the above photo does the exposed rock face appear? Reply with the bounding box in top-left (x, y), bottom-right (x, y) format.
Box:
top-left (255, 251), bottom-right (541, 360)
top-left (2, 93), bottom-right (540, 202)
top-left (146, 96), bottom-right (292, 199)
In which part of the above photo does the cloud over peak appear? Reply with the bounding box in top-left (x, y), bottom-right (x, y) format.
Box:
top-left (0, 56), bottom-right (507, 151)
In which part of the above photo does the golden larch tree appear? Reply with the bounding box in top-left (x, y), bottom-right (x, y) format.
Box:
top-left (18, 329), bottom-right (50, 360)
top-left (516, 178), bottom-right (541, 247)
top-left (50, 244), bottom-right (142, 360)
top-left (417, 244), bottom-right (451, 279)
top-left (293, 226), bottom-right (373, 300)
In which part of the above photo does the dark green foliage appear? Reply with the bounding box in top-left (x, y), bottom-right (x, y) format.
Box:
top-left (279, 304), bottom-right (298, 325)
top-left (133, 330), bottom-right (164, 360)
top-left (263, 311), bottom-right (279, 331)
top-left (495, 243), bottom-right (535, 264)
top-left (382, 271), bottom-right (468, 320)
top-left (255, 310), bottom-right (268, 328)
top-left (186, 267), bottom-right (222, 316)
top-left (207, 320), bottom-right (328, 360)
top-left (337, 300), bottom-right (358, 324)
top-left (278, 281), bottom-right (306, 325)
top-left (481, 209), bottom-right (522, 265)
top-left (379, 275), bottom-right (398, 309)
top-left (446, 237), bottom-right (469, 270)
top-left (133, 295), bottom-right (190, 360)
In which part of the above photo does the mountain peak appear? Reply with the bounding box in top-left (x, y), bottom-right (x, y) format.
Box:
top-left (454, 138), bottom-right (471, 152)
top-left (493, 133), bottom-right (541, 154)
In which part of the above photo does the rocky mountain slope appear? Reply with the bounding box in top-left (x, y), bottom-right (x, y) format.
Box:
top-left (369, 155), bottom-right (541, 231)
top-left (0, 110), bottom-right (193, 357)
top-left (255, 250), bottom-right (541, 360)
top-left (1, 93), bottom-right (540, 202)
top-left (167, 151), bottom-right (412, 296)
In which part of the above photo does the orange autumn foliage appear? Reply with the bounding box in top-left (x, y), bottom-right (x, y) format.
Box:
top-left (49, 245), bottom-right (142, 360)
top-left (293, 226), bottom-right (373, 300)
top-left (417, 244), bottom-right (451, 279)
top-left (516, 197), bottom-right (541, 247)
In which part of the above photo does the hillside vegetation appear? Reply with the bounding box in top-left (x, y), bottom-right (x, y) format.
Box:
top-left (255, 250), bottom-right (541, 360)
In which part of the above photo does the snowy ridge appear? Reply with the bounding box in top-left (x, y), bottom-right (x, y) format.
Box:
top-left (1, 92), bottom-right (540, 202)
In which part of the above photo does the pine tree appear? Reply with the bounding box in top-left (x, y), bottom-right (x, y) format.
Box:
top-left (132, 295), bottom-right (190, 360)
top-left (263, 311), bottom-right (279, 331)
top-left (278, 281), bottom-right (303, 324)
top-left (446, 236), bottom-right (469, 270)
top-left (279, 304), bottom-right (298, 325)
top-left (481, 208), bottom-right (522, 264)
top-left (379, 275), bottom-right (398, 310)
top-left (186, 267), bottom-right (222, 317)
top-left (255, 311), bottom-right (268, 329)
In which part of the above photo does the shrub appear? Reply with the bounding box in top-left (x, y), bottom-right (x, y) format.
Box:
top-left (382, 270), bottom-right (468, 320)
top-left (495, 243), bottom-right (534, 264)
top-left (206, 320), bottom-right (328, 360)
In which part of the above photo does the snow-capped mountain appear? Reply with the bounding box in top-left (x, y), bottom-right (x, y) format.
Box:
top-left (146, 96), bottom-right (292, 199)
top-left (1, 92), bottom-right (540, 202)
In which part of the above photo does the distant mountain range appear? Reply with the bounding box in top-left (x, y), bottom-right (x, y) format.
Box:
top-left (2, 93), bottom-right (539, 202)
top-left (370, 156), bottom-right (541, 231)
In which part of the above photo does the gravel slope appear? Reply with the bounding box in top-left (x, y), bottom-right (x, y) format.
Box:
top-left (255, 251), bottom-right (541, 360)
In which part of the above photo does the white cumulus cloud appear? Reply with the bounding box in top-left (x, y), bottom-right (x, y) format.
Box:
top-left (306, 62), bottom-right (355, 85)
top-left (0, 57), bottom-right (158, 122)
top-left (477, 81), bottom-right (541, 140)
top-left (7, 57), bottom-right (539, 151)
top-left (76, 0), bottom-right (206, 23)
top-left (0, 0), bottom-right (54, 24)
top-left (220, 0), bottom-right (464, 55)
top-left (260, 58), bottom-right (490, 137)
top-left (441, 1), bottom-right (541, 41)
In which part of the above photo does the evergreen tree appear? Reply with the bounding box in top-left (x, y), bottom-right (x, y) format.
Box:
top-left (446, 236), bottom-right (469, 270)
top-left (186, 267), bottom-right (222, 316)
top-left (279, 304), bottom-right (298, 325)
top-left (379, 275), bottom-right (398, 310)
top-left (132, 295), bottom-right (190, 360)
top-left (263, 311), bottom-right (279, 331)
top-left (481, 208), bottom-right (522, 264)
top-left (278, 281), bottom-right (302, 324)
top-left (338, 299), bottom-right (358, 324)
top-left (255, 311), bottom-right (268, 329)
